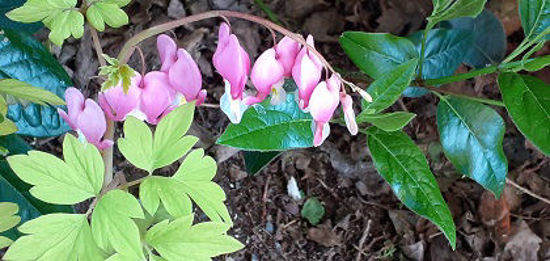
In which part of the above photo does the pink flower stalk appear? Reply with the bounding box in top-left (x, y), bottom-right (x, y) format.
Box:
top-left (213, 23), bottom-right (251, 123)
top-left (58, 88), bottom-right (113, 150)
top-left (292, 35), bottom-right (324, 111)
top-left (158, 35), bottom-right (207, 105)
top-left (140, 71), bottom-right (176, 125)
top-left (247, 37), bottom-right (300, 106)
top-left (98, 74), bottom-right (142, 122)
top-left (340, 93), bottom-right (358, 135)
top-left (309, 74), bottom-right (341, 147)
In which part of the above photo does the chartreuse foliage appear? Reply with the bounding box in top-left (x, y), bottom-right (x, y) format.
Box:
top-left (7, 0), bottom-right (131, 46)
top-left (4, 105), bottom-right (243, 260)
top-left (0, 202), bottom-right (20, 249)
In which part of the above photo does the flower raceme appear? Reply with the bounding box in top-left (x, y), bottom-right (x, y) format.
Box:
top-left (58, 88), bottom-right (113, 150)
top-left (212, 22), bottom-right (359, 146)
top-left (98, 34), bottom-right (205, 125)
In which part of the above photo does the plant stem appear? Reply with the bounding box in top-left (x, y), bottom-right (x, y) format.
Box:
top-left (89, 26), bottom-right (114, 189)
top-left (427, 86), bottom-right (504, 107)
top-left (423, 55), bottom-right (550, 86)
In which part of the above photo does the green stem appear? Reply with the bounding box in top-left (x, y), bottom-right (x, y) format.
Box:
top-left (423, 56), bottom-right (550, 86)
top-left (428, 87), bottom-right (504, 107)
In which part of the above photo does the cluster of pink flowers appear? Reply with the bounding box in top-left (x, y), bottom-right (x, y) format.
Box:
top-left (58, 23), bottom-right (358, 149)
top-left (212, 23), bottom-right (357, 146)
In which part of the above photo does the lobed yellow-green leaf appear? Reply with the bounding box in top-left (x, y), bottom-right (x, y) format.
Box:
top-left (3, 214), bottom-right (104, 260)
top-left (145, 215), bottom-right (244, 261)
top-left (119, 104), bottom-right (198, 173)
top-left (7, 0), bottom-right (84, 46)
top-left (6, 134), bottom-right (103, 204)
top-left (86, 0), bottom-right (130, 32)
top-left (0, 202), bottom-right (20, 249)
top-left (91, 190), bottom-right (145, 260)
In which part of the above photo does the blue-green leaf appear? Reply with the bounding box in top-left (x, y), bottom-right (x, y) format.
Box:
top-left (0, 29), bottom-right (71, 137)
top-left (436, 97), bottom-right (507, 197)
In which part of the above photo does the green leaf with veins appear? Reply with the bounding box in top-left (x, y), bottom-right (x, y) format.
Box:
top-left (356, 112), bottom-right (416, 132)
top-left (146, 215), bottom-right (244, 261)
top-left (91, 190), bottom-right (145, 260)
top-left (171, 149), bottom-right (231, 224)
top-left (7, 0), bottom-right (84, 46)
top-left (7, 134), bottom-right (104, 205)
top-left (86, 0), bottom-right (131, 32)
top-left (519, 0), bottom-right (550, 41)
top-left (4, 214), bottom-right (104, 260)
top-left (429, 0), bottom-right (487, 25)
top-left (0, 202), bottom-right (20, 249)
top-left (498, 73), bottom-right (550, 156)
top-left (217, 93), bottom-right (313, 151)
top-left (339, 32), bottom-right (419, 79)
top-left (365, 127), bottom-right (456, 249)
top-left (436, 97), bottom-right (507, 197)
top-left (118, 104), bottom-right (198, 173)
top-left (358, 59), bottom-right (417, 114)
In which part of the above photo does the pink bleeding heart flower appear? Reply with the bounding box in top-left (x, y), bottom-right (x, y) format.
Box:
top-left (157, 34), bottom-right (178, 72)
top-left (309, 74), bottom-right (341, 147)
top-left (247, 48), bottom-right (285, 105)
top-left (168, 49), bottom-right (207, 105)
top-left (140, 71), bottom-right (176, 125)
top-left (275, 36), bottom-right (301, 77)
top-left (213, 23), bottom-right (250, 100)
top-left (213, 23), bottom-right (251, 123)
top-left (98, 74), bottom-right (143, 122)
top-left (58, 88), bottom-right (113, 150)
top-left (340, 93), bottom-right (358, 135)
top-left (292, 35), bottom-right (324, 111)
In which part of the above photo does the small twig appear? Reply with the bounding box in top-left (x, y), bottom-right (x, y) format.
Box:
top-left (261, 174), bottom-right (271, 223)
top-left (506, 177), bottom-right (550, 205)
top-left (199, 103), bottom-right (220, 108)
top-left (355, 219), bottom-right (372, 261)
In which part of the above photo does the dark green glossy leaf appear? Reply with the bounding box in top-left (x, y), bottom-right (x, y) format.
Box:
top-left (339, 32), bottom-right (418, 79)
top-left (404, 28), bottom-right (474, 97)
top-left (0, 135), bottom-right (73, 240)
top-left (519, 0), bottom-right (550, 41)
top-left (356, 112), bottom-right (416, 132)
top-left (365, 127), bottom-right (456, 249)
top-left (358, 59), bottom-right (417, 114)
top-left (436, 97), bottom-right (507, 197)
top-left (0, 0), bottom-right (42, 32)
top-left (443, 9), bottom-right (506, 68)
top-left (243, 151), bottom-right (280, 176)
top-left (498, 73), bottom-right (550, 155)
top-left (429, 0), bottom-right (487, 25)
top-left (0, 29), bottom-right (71, 137)
top-left (217, 94), bottom-right (313, 151)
